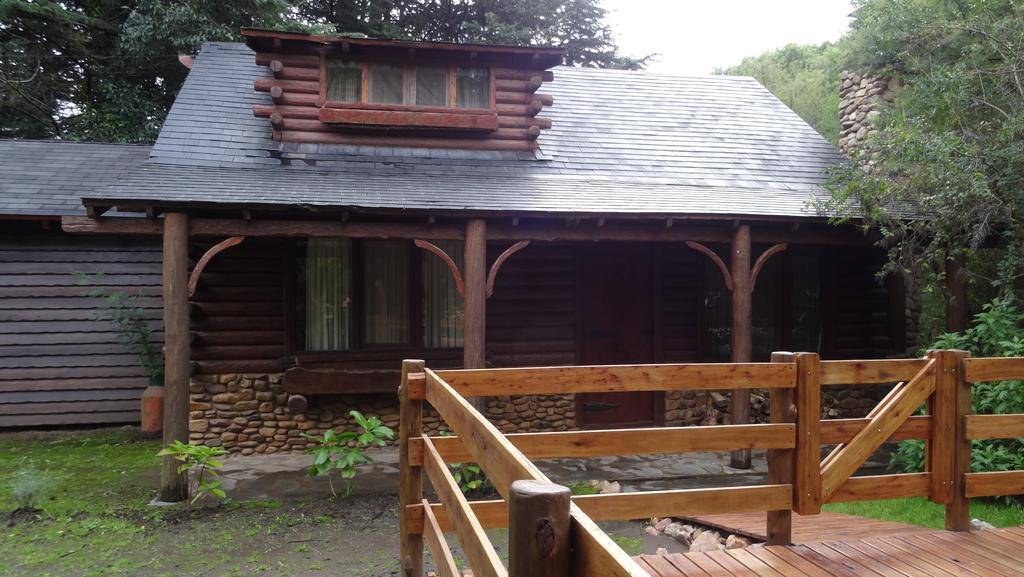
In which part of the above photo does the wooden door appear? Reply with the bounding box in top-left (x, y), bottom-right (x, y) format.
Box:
top-left (578, 243), bottom-right (661, 428)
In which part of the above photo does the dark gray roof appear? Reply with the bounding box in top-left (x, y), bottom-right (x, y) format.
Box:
top-left (88, 42), bottom-right (845, 219)
top-left (0, 140), bottom-right (151, 216)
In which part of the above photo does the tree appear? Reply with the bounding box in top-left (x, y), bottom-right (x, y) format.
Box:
top-left (824, 0), bottom-right (1024, 301)
top-left (720, 42), bottom-right (845, 144)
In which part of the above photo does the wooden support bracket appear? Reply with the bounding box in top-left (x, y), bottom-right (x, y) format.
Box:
top-left (751, 243), bottom-right (788, 291)
top-left (188, 236), bottom-right (245, 298)
top-left (415, 239), bottom-right (465, 296)
top-left (685, 241), bottom-right (733, 291)
top-left (416, 238), bottom-right (530, 300)
top-left (686, 240), bottom-right (788, 293)
top-left (487, 241), bottom-right (530, 297)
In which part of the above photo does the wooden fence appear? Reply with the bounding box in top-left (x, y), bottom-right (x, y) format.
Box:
top-left (396, 351), bottom-right (1024, 577)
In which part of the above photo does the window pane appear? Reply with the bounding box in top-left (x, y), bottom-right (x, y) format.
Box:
top-left (423, 240), bottom-right (463, 348)
top-left (362, 240), bottom-right (410, 345)
top-left (416, 66), bottom-right (449, 107)
top-left (370, 64), bottom-right (405, 104)
top-left (456, 67), bottom-right (489, 108)
top-left (326, 60), bottom-right (361, 102)
top-left (304, 239), bottom-right (352, 351)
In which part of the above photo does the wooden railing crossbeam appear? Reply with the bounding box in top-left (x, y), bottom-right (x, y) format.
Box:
top-left (820, 358), bottom-right (936, 501)
top-left (965, 414), bottom-right (1024, 439)
top-left (408, 423), bottom-right (796, 465)
top-left (827, 473), bottom-right (931, 503)
top-left (820, 358), bottom-right (930, 385)
top-left (434, 362), bottom-right (796, 397)
top-left (820, 415), bottom-right (932, 444)
top-left (421, 498), bottom-right (461, 577)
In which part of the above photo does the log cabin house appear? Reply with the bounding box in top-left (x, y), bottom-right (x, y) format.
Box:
top-left (3, 30), bottom-right (925, 478)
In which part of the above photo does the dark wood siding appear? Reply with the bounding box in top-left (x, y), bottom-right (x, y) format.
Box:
top-left (487, 242), bottom-right (578, 367)
top-left (658, 246), bottom-right (704, 362)
top-left (823, 248), bottom-right (900, 359)
top-left (0, 234), bottom-right (162, 427)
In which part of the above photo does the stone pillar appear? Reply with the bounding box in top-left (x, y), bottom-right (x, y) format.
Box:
top-left (838, 72), bottom-right (897, 154)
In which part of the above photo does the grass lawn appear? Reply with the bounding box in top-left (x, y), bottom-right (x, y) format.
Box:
top-left (824, 496), bottom-right (1024, 529)
top-left (0, 428), bottom-right (400, 577)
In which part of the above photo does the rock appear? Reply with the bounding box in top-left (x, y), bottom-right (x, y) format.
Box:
top-left (725, 535), bottom-right (750, 549)
top-left (655, 547), bottom-right (669, 556)
top-left (971, 518), bottom-right (996, 530)
top-left (645, 526), bottom-right (660, 537)
top-left (654, 517), bottom-right (673, 532)
top-left (663, 523), bottom-right (692, 545)
top-left (188, 420), bottom-right (209, 433)
top-left (212, 393), bottom-right (238, 404)
top-left (235, 400), bottom-right (259, 411)
top-left (690, 531), bottom-right (724, 552)
top-left (600, 481), bottom-right (621, 494)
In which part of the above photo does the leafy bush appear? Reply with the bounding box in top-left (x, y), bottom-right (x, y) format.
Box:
top-left (437, 429), bottom-right (492, 496)
top-left (301, 410), bottom-right (394, 498)
top-left (891, 298), bottom-right (1024, 486)
top-left (157, 441), bottom-right (228, 505)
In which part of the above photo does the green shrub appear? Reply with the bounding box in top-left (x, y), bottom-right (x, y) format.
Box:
top-left (301, 410), bottom-right (394, 497)
top-left (157, 441), bottom-right (228, 505)
top-left (8, 467), bottom-right (56, 511)
top-left (891, 298), bottom-right (1024, 491)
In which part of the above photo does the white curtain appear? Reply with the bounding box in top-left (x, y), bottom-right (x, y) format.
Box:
top-left (362, 240), bottom-right (411, 344)
top-left (423, 240), bottom-right (464, 348)
top-left (305, 239), bottom-right (352, 351)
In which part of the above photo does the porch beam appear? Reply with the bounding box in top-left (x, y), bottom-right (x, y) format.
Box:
top-left (730, 224), bottom-right (753, 469)
top-left (464, 219), bottom-right (488, 411)
top-left (62, 216), bottom-right (875, 246)
top-left (161, 212), bottom-right (190, 502)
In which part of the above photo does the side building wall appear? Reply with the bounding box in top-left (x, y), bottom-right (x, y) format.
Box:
top-left (0, 229), bottom-right (162, 427)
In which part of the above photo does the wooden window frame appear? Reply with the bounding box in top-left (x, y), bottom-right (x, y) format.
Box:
top-left (292, 239), bottom-right (461, 363)
top-left (317, 56), bottom-right (498, 131)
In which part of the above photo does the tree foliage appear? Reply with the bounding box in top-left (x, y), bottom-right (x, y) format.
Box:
top-left (720, 42), bottom-right (845, 144)
top-left (825, 0), bottom-right (1024, 298)
top-left (1, 0), bottom-right (645, 143)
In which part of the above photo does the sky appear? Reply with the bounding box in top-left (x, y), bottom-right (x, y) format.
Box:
top-left (602, 0), bottom-right (855, 74)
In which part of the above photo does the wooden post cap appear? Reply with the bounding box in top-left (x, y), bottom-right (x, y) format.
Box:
top-left (508, 480), bottom-right (571, 577)
top-left (270, 86), bottom-right (284, 102)
top-left (269, 59), bottom-right (284, 74)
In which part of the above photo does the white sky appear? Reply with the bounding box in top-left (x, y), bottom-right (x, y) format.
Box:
top-left (603, 0), bottom-right (855, 74)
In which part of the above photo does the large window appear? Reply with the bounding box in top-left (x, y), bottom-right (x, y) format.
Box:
top-left (325, 61), bottom-right (490, 109)
top-left (301, 239), bottom-right (462, 351)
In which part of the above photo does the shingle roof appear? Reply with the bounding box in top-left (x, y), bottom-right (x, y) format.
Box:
top-left (0, 140), bottom-right (151, 216)
top-left (87, 42), bottom-right (846, 219)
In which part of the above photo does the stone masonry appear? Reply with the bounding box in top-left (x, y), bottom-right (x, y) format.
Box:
top-left (190, 374), bottom-right (898, 454)
top-left (838, 71), bottom-right (898, 154)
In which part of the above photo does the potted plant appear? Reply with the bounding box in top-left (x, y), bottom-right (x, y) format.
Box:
top-left (82, 275), bottom-right (165, 437)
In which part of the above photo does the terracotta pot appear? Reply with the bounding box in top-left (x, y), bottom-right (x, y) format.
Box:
top-left (141, 385), bottom-right (164, 439)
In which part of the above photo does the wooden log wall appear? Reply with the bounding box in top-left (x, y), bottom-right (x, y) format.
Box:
top-left (486, 242), bottom-right (578, 367)
top-left (658, 247), bottom-right (704, 362)
top-left (251, 50), bottom-right (554, 151)
top-left (189, 240), bottom-right (287, 374)
top-left (822, 248), bottom-right (898, 359)
top-left (0, 234), bottom-right (162, 427)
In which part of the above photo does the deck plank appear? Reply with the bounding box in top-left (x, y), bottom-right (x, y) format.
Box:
top-left (631, 527), bottom-right (1024, 577)
top-left (685, 512), bottom-right (935, 543)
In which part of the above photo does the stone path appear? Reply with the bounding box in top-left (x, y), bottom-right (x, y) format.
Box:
top-left (218, 448), bottom-right (769, 501)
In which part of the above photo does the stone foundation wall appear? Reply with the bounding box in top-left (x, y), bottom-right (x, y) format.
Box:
top-left (189, 373), bottom-right (891, 454)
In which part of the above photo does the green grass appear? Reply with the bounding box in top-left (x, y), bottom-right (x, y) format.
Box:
top-left (824, 496), bottom-right (1024, 529)
top-left (611, 535), bottom-right (645, 556)
top-left (568, 482), bottom-right (599, 496)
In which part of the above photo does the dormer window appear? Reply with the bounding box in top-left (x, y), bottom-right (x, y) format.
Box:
top-left (324, 61), bottom-right (491, 110)
top-left (245, 29), bottom-right (563, 150)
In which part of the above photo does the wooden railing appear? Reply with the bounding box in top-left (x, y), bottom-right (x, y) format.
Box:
top-left (397, 352), bottom-right (1024, 577)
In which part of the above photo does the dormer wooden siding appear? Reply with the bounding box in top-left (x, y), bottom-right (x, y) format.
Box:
top-left (244, 29), bottom-right (563, 151)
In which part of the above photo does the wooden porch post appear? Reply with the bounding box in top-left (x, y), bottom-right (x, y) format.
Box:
top-left (464, 218), bottom-right (487, 410)
top-left (508, 480), bottom-right (571, 577)
top-left (730, 223), bottom-right (753, 469)
top-left (945, 254), bottom-right (968, 333)
top-left (398, 359), bottom-right (425, 575)
top-left (160, 212), bottom-right (190, 502)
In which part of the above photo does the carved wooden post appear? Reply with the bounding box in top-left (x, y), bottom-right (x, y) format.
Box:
top-left (730, 223), bottom-right (753, 469)
top-left (945, 350), bottom-right (972, 530)
top-left (767, 351), bottom-right (796, 545)
top-left (508, 480), bottom-right (571, 577)
top-left (464, 219), bottom-right (487, 411)
top-left (160, 212), bottom-right (190, 502)
top-left (945, 254), bottom-right (968, 333)
top-left (399, 359), bottom-right (425, 576)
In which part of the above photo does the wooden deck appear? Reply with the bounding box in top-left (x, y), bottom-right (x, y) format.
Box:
top-left (634, 526), bottom-right (1024, 577)
top-left (685, 511), bottom-right (936, 543)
